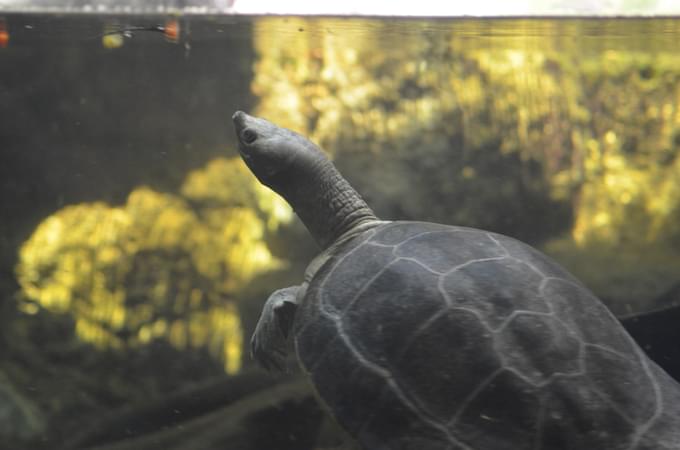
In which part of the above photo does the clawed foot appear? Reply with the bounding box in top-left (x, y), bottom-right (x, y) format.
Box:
top-left (251, 329), bottom-right (287, 372)
top-left (251, 286), bottom-right (299, 372)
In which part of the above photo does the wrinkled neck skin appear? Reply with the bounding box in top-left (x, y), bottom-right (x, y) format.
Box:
top-left (267, 153), bottom-right (381, 250)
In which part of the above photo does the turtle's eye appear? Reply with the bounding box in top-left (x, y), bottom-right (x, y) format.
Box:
top-left (242, 128), bottom-right (258, 144)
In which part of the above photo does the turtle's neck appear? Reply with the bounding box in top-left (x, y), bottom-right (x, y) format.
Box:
top-left (267, 155), bottom-right (379, 250)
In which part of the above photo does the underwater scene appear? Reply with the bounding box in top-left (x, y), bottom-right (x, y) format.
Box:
top-left (1, 12), bottom-right (680, 450)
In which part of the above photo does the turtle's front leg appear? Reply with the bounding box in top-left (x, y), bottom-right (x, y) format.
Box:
top-left (251, 285), bottom-right (299, 372)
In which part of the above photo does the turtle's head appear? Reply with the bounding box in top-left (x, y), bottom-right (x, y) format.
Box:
top-left (232, 111), bottom-right (379, 248)
top-left (232, 111), bottom-right (326, 188)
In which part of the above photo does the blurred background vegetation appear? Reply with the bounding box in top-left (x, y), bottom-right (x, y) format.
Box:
top-left (0, 15), bottom-right (679, 449)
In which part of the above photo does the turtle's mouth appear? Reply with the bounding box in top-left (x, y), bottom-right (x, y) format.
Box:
top-left (232, 111), bottom-right (254, 160)
top-left (236, 142), bottom-right (254, 167)
top-left (240, 151), bottom-right (252, 163)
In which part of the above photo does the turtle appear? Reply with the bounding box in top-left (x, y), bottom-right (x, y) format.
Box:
top-left (232, 111), bottom-right (680, 450)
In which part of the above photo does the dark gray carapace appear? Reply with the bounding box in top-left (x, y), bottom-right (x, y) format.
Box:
top-left (234, 112), bottom-right (680, 450)
top-left (295, 221), bottom-right (680, 449)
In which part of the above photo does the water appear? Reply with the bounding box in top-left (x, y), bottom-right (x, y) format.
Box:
top-left (1, 14), bottom-right (680, 449)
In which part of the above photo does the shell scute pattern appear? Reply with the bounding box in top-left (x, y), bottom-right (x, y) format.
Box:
top-left (309, 343), bottom-right (384, 435)
top-left (637, 367), bottom-right (680, 449)
top-left (583, 346), bottom-right (658, 424)
top-left (542, 278), bottom-right (635, 357)
top-left (344, 259), bottom-right (445, 369)
top-left (487, 233), bottom-right (575, 282)
top-left (320, 240), bottom-right (396, 316)
top-left (294, 221), bottom-right (663, 449)
top-left (397, 307), bottom-right (500, 421)
top-left (538, 376), bottom-right (635, 449)
top-left (361, 386), bottom-right (456, 450)
top-left (370, 222), bottom-right (452, 246)
top-left (441, 258), bottom-right (551, 330)
top-left (453, 370), bottom-right (541, 446)
top-left (394, 231), bottom-right (506, 274)
top-left (494, 314), bottom-right (583, 385)
top-left (295, 231), bottom-right (393, 370)
top-left (295, 309), bottom-right (338, 373)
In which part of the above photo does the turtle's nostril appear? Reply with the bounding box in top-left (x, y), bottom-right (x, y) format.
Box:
top-left (232, 111), bottom-right (248, 129)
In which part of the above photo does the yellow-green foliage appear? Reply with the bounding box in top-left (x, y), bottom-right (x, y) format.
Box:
top-left (181, 157), bottom-right (292, 232)
top-left (16, 157), bottom-right (291, 374)
top-left (570, 51), bottom-right (680, 248)
top-left (251, 18), bottom-right (680, 307)
top-left (252, 18), bottom-right (680, 239)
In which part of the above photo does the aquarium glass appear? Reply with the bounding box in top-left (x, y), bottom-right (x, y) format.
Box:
top-left (1, 12), bottom-right (680, 449)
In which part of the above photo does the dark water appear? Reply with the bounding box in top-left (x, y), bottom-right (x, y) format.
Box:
top-left (1, 14), bottom-right (680, 450)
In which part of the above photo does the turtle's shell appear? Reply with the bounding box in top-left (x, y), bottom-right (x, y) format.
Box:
top-left (293, 222), bottom-right (680, 450)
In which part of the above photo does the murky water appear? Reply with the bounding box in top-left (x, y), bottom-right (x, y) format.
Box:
top-left (1, 13), bottom-right (680, 450)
